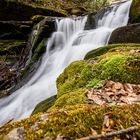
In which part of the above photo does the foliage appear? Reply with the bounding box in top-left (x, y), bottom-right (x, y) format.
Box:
top-left (5, 0), bottom-right (111, 15)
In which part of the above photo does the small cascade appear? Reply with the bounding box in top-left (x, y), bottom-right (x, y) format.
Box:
top-left (0, 0), bottom-right (132, 124)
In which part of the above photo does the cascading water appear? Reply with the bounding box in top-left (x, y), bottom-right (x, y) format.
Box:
top-left (0, 0), bottom-right (132, 124)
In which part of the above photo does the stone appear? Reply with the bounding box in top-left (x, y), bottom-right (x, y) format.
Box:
top-left (5, 127), bottom-right (25, 140)
top-left (85, 13), bottom-right (96, 30)
top-left (109, 23), bottom-right (140, 44)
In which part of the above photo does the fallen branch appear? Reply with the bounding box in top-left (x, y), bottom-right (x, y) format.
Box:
top-left (80, 126), bottom-right (139, 140)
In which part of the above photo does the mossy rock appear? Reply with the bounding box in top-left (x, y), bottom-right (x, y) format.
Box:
top-left (129, 0), bottom-right (140, 23)
top-left (51, 88), bottom-right (86, 109)
top-left (31, 18), bottom-right (55, 55)
top-left (32, 95), bottom-right (57, 115)
top-left (94, 52), bottom-right (140, 84)
top-left (57, 60), bottom-right (94, 97)
top-left (0, 104), bottom-right (140, 139)
top-left (31, 15), bottom-right (46, 24)
top-left (84, 44), bottom-right (140, 60)
top-left (109, 24), bottom-right (140, 44)
top-left (32, 39), bottom-right (46, 61)
top-left (57, 45), bottom-right (140, 97)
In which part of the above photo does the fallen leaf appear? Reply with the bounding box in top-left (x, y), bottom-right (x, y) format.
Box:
top-left (91, 128), bottom-right (97, 136)
top-left (112, 82), bottom-right (123, 90)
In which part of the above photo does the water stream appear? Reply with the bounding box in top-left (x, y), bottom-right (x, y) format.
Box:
top-left (0, 0), bottom-right (132, 124)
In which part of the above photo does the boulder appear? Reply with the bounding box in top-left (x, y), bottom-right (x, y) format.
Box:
top-left (85, 13), bottom-right (96, 30)
top-left (109, 23), bottom-right (140, 44)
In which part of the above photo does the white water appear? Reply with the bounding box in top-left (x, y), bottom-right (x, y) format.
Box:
top-left (0, 0), bottom-right (132, 124)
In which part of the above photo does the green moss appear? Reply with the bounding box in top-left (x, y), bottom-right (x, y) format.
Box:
top-left (57, 61), bottom-right (93, 97)
top-left (32, 95), bottom-right (57, 115)
top-left (129, 0), bottom-right (140, 23)
top-left (95, 52), bottom-right (140, 84)
top-left (0, 104), bottom-right (140, 139)
top-left (84, 44), bottom-right (140, 60)
top-left (32, 39), bottom-right (46, 61)
top-left (0, 55), bottom-right (18, 61)
top-left (31, 15), bottom-right (46, 23)
top-left (51, 88), bottom-right (86, 109)
top-left (57, 47), bottom-right (140, 98)
top-left (86, 78), bottom-right (104, 88)
top-left (21, 62), bottom-right (34, 79)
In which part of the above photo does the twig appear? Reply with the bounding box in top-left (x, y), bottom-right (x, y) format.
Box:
top-left (79, 126), bottom-right (139, 140)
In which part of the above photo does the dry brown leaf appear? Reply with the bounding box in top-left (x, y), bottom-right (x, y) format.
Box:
top-left (120, 96), bottom-right (128, 103)
top-left (105, 80), bottom-right (115, 88)
top-left (112, 82), bottom-right (123, 90)
top-left (91, 128), bottom-right (98, 136)
top-left (124, 83), bottom-right (133, 93)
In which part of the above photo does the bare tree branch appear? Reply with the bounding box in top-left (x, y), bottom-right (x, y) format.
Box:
top-left (80, 126), bottom-right (139, 140)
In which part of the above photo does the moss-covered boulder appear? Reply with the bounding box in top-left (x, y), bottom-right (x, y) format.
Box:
top-left (51, 88), bottom-right (86, 109)
top-left (84, 44), bottom-right (140, 59)
top-left (109, 24), bottom-right (140, 44)
top-left (32, 95), bottom-right (57, 115)
top-left (129, 0), bottom-right (140, 23)
top-left (57, 44), bottom-right (140, 98)
top-left (57, 61), bottom-right (93, 97)
top-left (0, 104), bottom-right (140, 139)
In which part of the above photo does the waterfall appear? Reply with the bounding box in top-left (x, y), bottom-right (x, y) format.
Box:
top-left (0, 0), bottom-right (132, 124)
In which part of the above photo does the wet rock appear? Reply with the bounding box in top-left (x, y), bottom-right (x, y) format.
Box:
top-left (109, 23), bottom-right (140, 44)
top-left (85, 13), bottom-right (96, 30)
top-left (31, 17), bottom-right (56, 53)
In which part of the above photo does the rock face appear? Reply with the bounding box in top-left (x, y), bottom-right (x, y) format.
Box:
top-left (84, 13), bottom-right (96, 30)
top-left (129, 0), bottom-right (140, 23)
top-left (109, 23), bottom-right (140, 44)
top-left (0, 21), bottom-right (33, 40)
top-left (0, 0), bottom-right (65, 21)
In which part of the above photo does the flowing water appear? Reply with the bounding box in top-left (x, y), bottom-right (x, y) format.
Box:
top-left (0, 0), bottom-right (132, 124)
